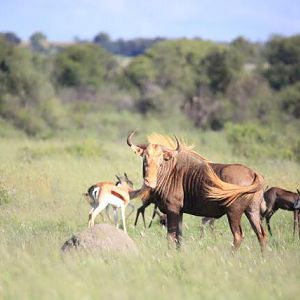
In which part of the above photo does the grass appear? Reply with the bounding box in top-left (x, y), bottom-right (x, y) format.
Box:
top-left (0, 125), bottom-right (300, 299)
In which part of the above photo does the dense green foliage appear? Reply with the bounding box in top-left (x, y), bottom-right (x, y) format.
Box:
top-left (93, 32), bottom-right (165, 56)
top-left (54, 44), bottom-right (117, 88)
top-left (0, 33), bottom-right (299, 163)
top-left (265, 35), bottom-right (300, 90)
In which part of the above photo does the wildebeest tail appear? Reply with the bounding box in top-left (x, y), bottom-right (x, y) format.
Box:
top-left (204, 163), bottom-right (264, 207)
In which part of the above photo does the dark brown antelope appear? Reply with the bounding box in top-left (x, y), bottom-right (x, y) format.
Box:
top-left (262, 187), bottom-right (300, 238)
top-left (128, 131), bottom-right (266, 252)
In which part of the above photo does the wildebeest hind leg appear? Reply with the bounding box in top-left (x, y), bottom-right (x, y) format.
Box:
top-left (227, 211), bottom-right (243, 252)
top-left (245, 211), bottom-right (266, 254)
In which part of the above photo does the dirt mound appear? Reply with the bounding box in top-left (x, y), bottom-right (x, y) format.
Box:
top-left (61, 224), bottom-right (138, 254)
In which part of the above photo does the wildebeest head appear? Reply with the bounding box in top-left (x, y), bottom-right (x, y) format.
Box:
top-left (127, 131), bottom-right (181, 188)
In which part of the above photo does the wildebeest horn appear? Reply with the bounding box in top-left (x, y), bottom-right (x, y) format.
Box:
top-left (174, 136), bottom-right (182, 152)
top-left (127, 130), bottom-right (144, 156)
top-left (127, 130), bottom-right (136, 147)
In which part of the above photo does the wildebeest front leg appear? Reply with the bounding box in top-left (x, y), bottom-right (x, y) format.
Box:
top-left (167, 211), bottom-right (181, 248)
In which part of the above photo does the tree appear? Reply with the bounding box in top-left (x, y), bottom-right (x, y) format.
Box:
top-left (54, 43), bottom-right (117, 89)
top-left (0, 32), bottom-right (21, 44)
top-left (278, 82), bottom-right (300, 119)
top-left (30, 32), bottom-right (48, 52)
top-left (202, 48), bottom-right (243, 93)
top-left (93, 32), bottom-right (111, 44)
top-left (265, 35), bottom-right (300, 90)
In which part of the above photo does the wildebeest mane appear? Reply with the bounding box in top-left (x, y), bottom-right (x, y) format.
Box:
top-left (146, 133), bottom-right (263, 207)
top-left (147, 133), bottom-right (209, 162)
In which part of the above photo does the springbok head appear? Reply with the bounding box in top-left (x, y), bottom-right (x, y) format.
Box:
top-left (127, 131), bottom-right (181, 189)
top-left (115, 173), bottom-right (133, 189)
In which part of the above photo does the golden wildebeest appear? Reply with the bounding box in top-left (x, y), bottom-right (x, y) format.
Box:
top-left (128, 132), bottom-right (266, 252)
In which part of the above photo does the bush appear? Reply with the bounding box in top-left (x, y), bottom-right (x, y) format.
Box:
top-left (54, 44), bottom-right (117, 89)
top-left (225, 123), bottom-right (294, 160)
top-left (278, 82), bottom-right (300, 119)
top-left (0, 184), bottom-right (11, 205)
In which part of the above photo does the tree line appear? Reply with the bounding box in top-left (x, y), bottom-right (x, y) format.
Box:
top-left (0, 31), bottom-right (299, 138)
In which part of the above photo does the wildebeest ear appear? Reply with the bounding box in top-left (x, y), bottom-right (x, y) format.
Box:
top-left (163, 150), bottom-right (175, 161)
top-left (131, 145), bottom-right (144, 156)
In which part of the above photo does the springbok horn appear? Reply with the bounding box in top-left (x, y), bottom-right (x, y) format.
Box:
top-left (115, 175), bottom-right (121, 182)
top-left (297, 189), bottom-right (300, 195)
top-left (124, 172), bottom-right (129, 179)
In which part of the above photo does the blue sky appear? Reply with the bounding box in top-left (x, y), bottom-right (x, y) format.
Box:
top-left (0, 0), bottom-right (299, 42)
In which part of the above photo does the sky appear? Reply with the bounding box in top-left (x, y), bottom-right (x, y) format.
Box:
top-left (0, 0), bottom-right (299, 42)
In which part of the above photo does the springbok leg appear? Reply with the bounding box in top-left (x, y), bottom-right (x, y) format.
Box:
top-left (134, 205), bottom-right (147, 227)
top-left (148, 204), bottom-right (158, 228)
top-left (113, 207), bottom-right (118, 228)
top-left (88, 202), bottom-right (108, 228)
top-left (126, 203), bottom-right (135, 218)
top-left (120, 204), bottom-right (127, 234)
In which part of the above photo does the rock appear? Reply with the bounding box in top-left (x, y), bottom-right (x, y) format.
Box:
top-left (61, 224), bottom-right (138, 255)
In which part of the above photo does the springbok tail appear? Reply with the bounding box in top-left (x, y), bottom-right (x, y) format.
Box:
top-left (204, 163), bottom-right (264, 207)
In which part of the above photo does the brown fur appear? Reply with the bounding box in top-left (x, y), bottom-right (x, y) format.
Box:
top-left (128, 132), bottom-right (266, 252)
top-left (262, 187), bottom-right (300, 238)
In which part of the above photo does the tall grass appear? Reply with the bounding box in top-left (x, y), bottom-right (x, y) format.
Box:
top-left (0, 125), bottom-right (300, 299)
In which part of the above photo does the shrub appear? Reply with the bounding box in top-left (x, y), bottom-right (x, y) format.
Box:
top-left (225, 123), bottom-right (294, 160)
top-left (0, 184), bottom-right (11, 205)
top-left (278, 82), bottom-right (300, 119)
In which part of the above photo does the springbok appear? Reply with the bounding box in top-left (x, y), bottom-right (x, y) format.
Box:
top-left (262, 187), bottom-right (300, 238)
top-left (85, 173), bottom-right (133, 233)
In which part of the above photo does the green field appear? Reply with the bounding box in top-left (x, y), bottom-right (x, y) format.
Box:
top-left (0, 123), bottom-right (300, 300)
